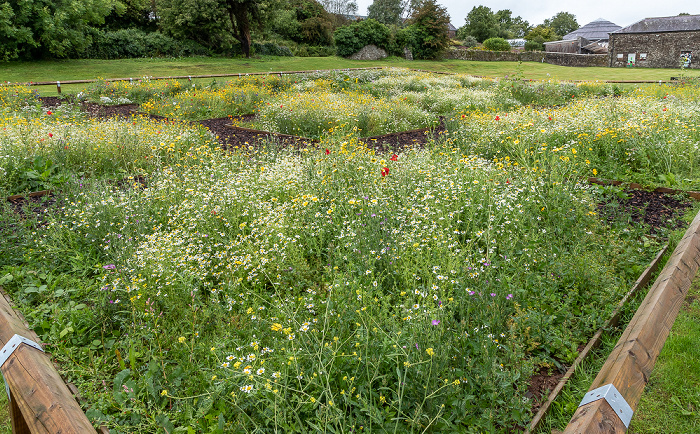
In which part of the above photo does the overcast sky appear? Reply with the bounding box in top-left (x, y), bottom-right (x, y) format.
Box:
top-left (353, 1), bottom-right (698, 30)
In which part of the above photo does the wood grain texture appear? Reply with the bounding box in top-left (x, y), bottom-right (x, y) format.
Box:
top-left (0, 292), bottom-right (96, 433)
top-left (564, 210), bottom-right (700, 433)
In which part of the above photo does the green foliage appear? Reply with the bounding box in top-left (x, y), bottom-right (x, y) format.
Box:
top-left (0, 0), bottom-right (118, 60)
top-left (483, 37), bottom-right (511, 52)
top-left (459, 5), bottom-right (497, 43)
top-left (103, 0), bottom-right (156, 31)
top-left (86, 28), bottom-right (210, 59)
top-left (367, 0), bottom-right (405, 26)
top-left (460, 35), bottom-right (478, 48)
top-left (494, 9), bottom-right (530, 39)
top-left (405, 0), bottom-right (450, 59)
top-left (543, 11), bottom-right (579, 38)
top-left (251, 41), bottom-right (293, 56)
top-left (157, 0), bottom-right (271, 57)
top-left (525, 25), bottom-right (559, 43)
top-left (268, 0), bottom-right (334, 46)
top-left (156, 0), bottom-right (237, 53)
top-left (524, 40), bottom-right (544, 51)
top-left (334, 19), bottom-right (391, 57)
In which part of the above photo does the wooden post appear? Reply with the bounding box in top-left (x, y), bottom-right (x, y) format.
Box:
top-left (0, 292), bottom-right (96, 433)
top-left (564, 209), bottom-right (700, 433)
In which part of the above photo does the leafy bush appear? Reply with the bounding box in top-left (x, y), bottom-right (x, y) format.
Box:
top-left (524, 40), bottom-right (544, 51)
top-left (251, 42), bottom-right (294, 57)
top-left (334, 19), bottom-right (391, 57)
top-left (483, 37), bottom-right (511, 52)
top-left (461, 35), bottom-right (479, 48)
top-left (86, 28), bottom-right (209, 59)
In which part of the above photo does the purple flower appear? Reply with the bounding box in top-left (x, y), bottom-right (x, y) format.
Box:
top-left (103, 264), bottom-right (116, 270)
top-left (431, 320), bottom-right (440, 325)
top-left (506, 294), bottom-right (514, 300)
top-left (490, 293), bottom-right (496, 297)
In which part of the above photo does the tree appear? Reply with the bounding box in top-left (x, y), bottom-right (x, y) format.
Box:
top-left (459, 5), bottom-right (497, 43)
top-left (405, 0), bottom-right (449, 59)
top-left (104, 0), bottom-right (157, 30)
top-left (524, 25), bottom-right (558, 43)
top-left (367, 0), bottom-right (405, 26)
top-left (543, 11), bottom-right (578, 38)
top-left (318, 0), bottom-right (357, 15)
top-left (494, 9), bottom-right (529, 39)
top-left (0, 0), bottom-right (118, 60)
top-left (157, 0), bottom-right (271, 57)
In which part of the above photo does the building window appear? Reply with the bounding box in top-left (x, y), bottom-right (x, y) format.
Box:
top-left (617, 53), bottom-right (624, 60)
top-left (640, 53), bottom-right (647, 60)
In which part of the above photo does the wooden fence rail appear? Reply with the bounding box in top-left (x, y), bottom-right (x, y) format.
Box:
top-left (0, 290), bottom-right (96, 433)
top-left (563, 208), bottom-right (700, 433)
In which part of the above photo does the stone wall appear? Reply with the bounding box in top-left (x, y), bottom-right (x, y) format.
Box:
top-left (545, 52), bottom-right (608, 67)
top-left (444, 47), bottom-right (607, 67)
top-left (445, 48), bottom-right (545, 62)
top-left (609, 31), bottom-right (700, 69)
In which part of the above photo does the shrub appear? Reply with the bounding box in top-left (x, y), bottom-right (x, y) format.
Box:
top-left (86, 28), bottom-right (209, 59)
top-left (483, 37), bottom-right (511, 52)
top-left (524, 40), bottom-right (544, 51)
top-left (334, 19), bottom-right (391, 57)
top-left (251, 42), bottom-right (294, 57)
top-left (461, 35), bottom-right (479, 48)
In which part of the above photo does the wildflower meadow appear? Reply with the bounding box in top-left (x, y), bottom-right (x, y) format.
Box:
top-left (1, 69), bottom-right (699, 433)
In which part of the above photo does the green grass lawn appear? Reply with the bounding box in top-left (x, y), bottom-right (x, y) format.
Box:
top-left (630, 278), bottom-right (700, 433)
top-left (2, 56), bottom-right (699, 96)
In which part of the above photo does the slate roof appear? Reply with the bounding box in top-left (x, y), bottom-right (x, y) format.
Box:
top-left (563, 18), bottom-right (621, 41)
top-left (613, 14), bottom-right (700, 34)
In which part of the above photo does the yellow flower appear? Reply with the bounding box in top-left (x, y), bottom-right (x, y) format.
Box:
top-left (161, 389), bottom-right (168, 396)
top-left (426, 348), bottom-right (435, 357)
top-left (178, 336), bottom-right (186, 343)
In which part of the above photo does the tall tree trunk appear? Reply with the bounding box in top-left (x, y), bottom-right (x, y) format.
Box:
top-left (226, 1), bottom-right (252, 58)
top-left (233, 4), bottom-right (251, 57)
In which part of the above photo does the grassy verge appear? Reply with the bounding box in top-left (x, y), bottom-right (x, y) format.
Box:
top-left (2, 56), bottom-right (700, 97)
top-left (630, 277), bottom-right (700, 432)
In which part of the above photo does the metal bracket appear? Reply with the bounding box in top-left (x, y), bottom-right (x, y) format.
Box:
top-left (0, 334), bottom-right (44, 398)
top-left (579, 383), bottom-right (633, 428)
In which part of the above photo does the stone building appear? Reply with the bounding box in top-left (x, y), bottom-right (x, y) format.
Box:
top-left (609, 14), bottom-right (700, 68)
top-left (545, 18), bottom-right (621, 54)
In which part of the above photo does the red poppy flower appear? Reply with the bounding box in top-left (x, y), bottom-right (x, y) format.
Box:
top-left (48, 133), bottom-right (53, 138)
top-left (495, 115), bottom-right (500, 121)
top-left (46, 110), bottom-right (52, 115)
top-left (548, 116), bottom-right (552, 121)
top-left (325, 149), bottom-right (330, 155)
top-left (381, 167), bottom-right (389, 177)
top-left (390, 154), bottom-right (398, 161)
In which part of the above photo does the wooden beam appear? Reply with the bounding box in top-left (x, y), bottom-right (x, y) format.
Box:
top-left (0, 291), bottom-right (96, 433)
top-left (564, 209), bottom-right (700, 433)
